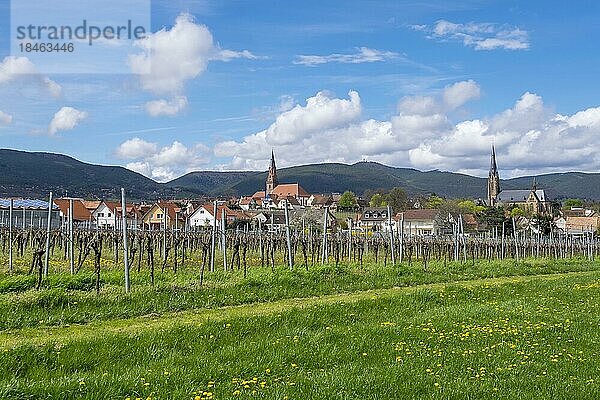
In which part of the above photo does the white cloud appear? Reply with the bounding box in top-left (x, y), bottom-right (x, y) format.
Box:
top-left (406, 92), bottom-right (600, 175)
top-left (48, 107), bottom-right (88, 135)
top-left (214, 90), bottom-right (398, 169)
top-left (128, 13), bottom-right (257, 116)
top-left (145, 96), bottom-right (189, 117)
top-left (416, 20), bottom-right (529, 51)
top-left (294, 47), bottom-right (399, 66)
top-left (264, 90), bottom-right (362, 145)
top-left (43, 77), bottom-right (63, 98)
top-left (397, 80), bottom-right (481, 116)
top-left (215, 49), bottom-right (259, 61)
top-left (128, 14), bottom-right (214, 95)
top-left (0, 56), bottom-right (62, 97)
top-left (126, 161), bottom-right (153, 178)
top-left (117, 138), bottom-right (210, 182)
top-left (115, 137), bottom-right (158, 159)
top-left (0, 111), bottom-right (13, 125)
top-left (214, 90), bottom-right (364, 168)
top-left (442, 80), bottom-right (481, 109)
top-left (212, 82), bottom-right (600, 177)
top-left (567, 107), bottom-right (600, 128)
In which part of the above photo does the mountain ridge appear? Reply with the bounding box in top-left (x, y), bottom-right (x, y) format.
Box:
top-left (1, 149), bottom-right (600, 200)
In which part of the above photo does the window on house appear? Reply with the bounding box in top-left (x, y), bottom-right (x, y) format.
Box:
top-left (157, 214), bottom-right (163, 219)
top-left (98, 213), bottom-right (104, 217)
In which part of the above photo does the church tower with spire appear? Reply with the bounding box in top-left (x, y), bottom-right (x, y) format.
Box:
top-left (266, 149), bottom-right (279, 194)
top-left (487, 145), bottom-right (501, 206)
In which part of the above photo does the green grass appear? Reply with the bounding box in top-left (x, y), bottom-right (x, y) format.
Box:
top-left (2, 271), bottom-right (600, 399)
top-left (0, 258), bottom-right (599, 331)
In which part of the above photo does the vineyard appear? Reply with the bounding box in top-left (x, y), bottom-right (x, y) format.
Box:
top-left (1, 220), bottom-right (598, 291)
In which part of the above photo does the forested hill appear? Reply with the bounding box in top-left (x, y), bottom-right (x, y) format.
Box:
top-left (2, 149), bottom-right (600, 200)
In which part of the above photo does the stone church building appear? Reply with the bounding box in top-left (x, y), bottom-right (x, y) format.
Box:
top-left (251, 151), bottom-right (311, 207)
top-left (487, 146), bottom-right (553, 215)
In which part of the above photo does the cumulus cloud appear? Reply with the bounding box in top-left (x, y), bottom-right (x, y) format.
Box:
top-left (397, 80), bottom-right (481, 115)
top-left (0, 111), bottom-right (13, 125)
top-left (129, 13), bottom-right (257, 116)
top-left (407, 92), bottom-right (600, 176)
top-left (212, 81), bottom-right (600, 177)
top-left (415, 20), bottom-right (529, 50)
top-left (214, 90), bottom-right (398, 170)
top-left (442, 80), bottom-right (481, 109)
top-left (48, 107), bottom-right (88, 135)
top-left (264, 90), bottom-right (361, 145)
top-left (294, 47), bottom-right (399, 66)
top-left (145, 96), bottom-right (189, 117)
top-left (0, 56), bottom-right (62, 97)
top-left (115, 137), bottom-right (158, 159)
top-left (116, 137), bottom-right (210, 182)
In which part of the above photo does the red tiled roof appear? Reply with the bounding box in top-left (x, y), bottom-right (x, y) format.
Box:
top-left (240, 197), bottom-right (255, 205)
top-left (271, 183), bottom-right (310, 197)
top-left (116, 204), bottom-right (142, 219)
top-left (157, 201), bottom-right (183, 220)
top-left (199, 204), bottom-right (243, 220)
top-left (81, 200), bottom-right (101, 211)
top-left (54, 199), bottom-right (93, 221)
top-left (566, 216), bottom-right (600, 229)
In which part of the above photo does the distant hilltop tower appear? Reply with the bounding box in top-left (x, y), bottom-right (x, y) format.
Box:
top-left (487, 145), bottom-right (501, 206)
top-left (266, 149), bottom-right (279, 194)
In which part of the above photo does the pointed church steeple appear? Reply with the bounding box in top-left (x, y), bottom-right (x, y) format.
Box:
top-left (266, 149), bottom-right (278, 194)
top-left (487, 145), bottom-right (501, 206)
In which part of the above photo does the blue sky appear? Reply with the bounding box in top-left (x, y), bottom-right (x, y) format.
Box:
top-left (1, 0), bottom-right (600, 181)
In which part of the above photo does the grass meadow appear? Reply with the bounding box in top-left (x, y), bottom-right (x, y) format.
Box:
top-left (1, 258), bottom-right (600, 399)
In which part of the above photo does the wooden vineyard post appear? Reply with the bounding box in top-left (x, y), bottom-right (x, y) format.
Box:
top-left (8, 199), bottom-right (13, 273)
top-left (387, 205), bottom-right (395, 266)
top-left (210, 201), bottom-right (217, 273)
top-left (284, 199), bottom-right (293, 269)
top-left (69, 198), bottom-right (74, 274)
top-left (460, 215), bottom-right (467, 263)
top-left (512, 217), bottom-right (519, 261)
top-left (258, 218), bottom-right (264, 268)
top-left (222, 208), bottom-right (227, 271)
top-left (399, 215), bottom-right (404, 264)
top-left (348, 218), bottom-right (352, 264)
top-left (321, 206), bottom-right (329, 264)
top-left (501, 220), bottom-right (506, 260)
top-left (122, 188), bottom-right (130, 293)
top-left (114, 209), bottom-right (118, 264)
top-left (162, 207), bottom-right (167, 264)
top-left (44, 192), bottom-right (53, 277)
